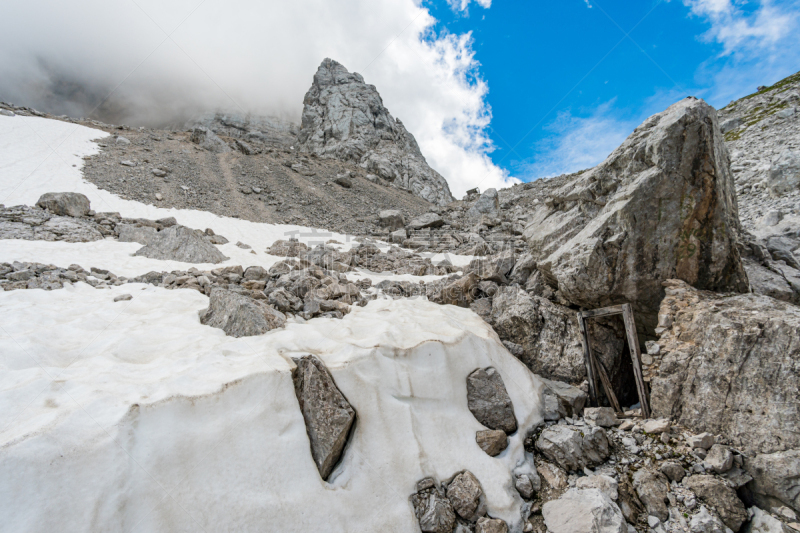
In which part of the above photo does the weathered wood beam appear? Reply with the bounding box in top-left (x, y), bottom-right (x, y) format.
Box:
top-left (622, 303), bottom-right (651, 418)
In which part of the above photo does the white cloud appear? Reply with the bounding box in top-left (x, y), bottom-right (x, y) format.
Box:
top-left (682, 0), bottom-right (800, 106)
top-left (0, 0), bottom-right (512, 198)
top-left (447, 0), bottom-right (492, 13)
top-left (683, 0), bottom-right (798, 54)
top-left (519, 101), bottom-right (637, 180)
top-left (583, 0), bottom-right (594, 8)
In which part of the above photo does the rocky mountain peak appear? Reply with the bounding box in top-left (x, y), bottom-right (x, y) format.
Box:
top-left (297, 58), bottom-right (454, 206)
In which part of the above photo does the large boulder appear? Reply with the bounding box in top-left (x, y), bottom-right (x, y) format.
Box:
top-left (632, 469), bottom-right (669, 522)
top-left (535, 425), bottom-right (610, 471)
top-left (377, 210), bottom-right (405, 231)
top-left (467, 188), bottom-right (499, 219)
top-left (133, 225), bottom-right (229, 264)
top-left (744, 449), bottom-right (800, 513)
top-left (200, 288), bottom-right (286, 337)
top-left (466, 367), bottom-right (517, 434)
top-left (291, 355), bottom-right (356, 481)
top-left (684, 475), bottom-right (747, 532)
top-left (296, 58), bottom-right (453, 205)
top-left (490, 286), bottom-right (630, 400)
top-left (542, 488), bottom-right (627, 533)
top-left (524, 98), bottom-right (749, 333)
top-left (539, 376), bottom-right (587, 420)
top-left (649, 279), bottom-right (800, 455)
top-left (35, 192), bottom-right (91, 217)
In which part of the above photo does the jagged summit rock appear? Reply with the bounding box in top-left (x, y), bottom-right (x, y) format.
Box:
top-left (297, 58), bottom-right (454, 205)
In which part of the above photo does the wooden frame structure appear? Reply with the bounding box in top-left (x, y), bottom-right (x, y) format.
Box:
top-left (577, 303), bottom-right (650, 418)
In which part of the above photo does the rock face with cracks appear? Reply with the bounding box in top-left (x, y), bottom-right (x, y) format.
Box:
top-left (535, 425), bottom-right (610, 471)
top-left (466, 367), bottom-right (517, 434)
top-left (134, 225), bottom-right (229, 264)
top-left (649, 279), bottom-right (800, 455)
top-left (297, 58), bottom-right (453, 205)
top-left (684, 475), bottom-right (748, 532)
top-left (542, 488), bottom-right (627, 533)
top-left (745, 449), bottom-right (800, 513)
top-left (291, 355), bottom-right (356, 481)
top-left (524, 97), bottom-right (749, 332)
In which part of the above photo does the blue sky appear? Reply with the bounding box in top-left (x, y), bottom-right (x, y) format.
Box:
top-left (1, 0), bottom-right (798, 194)
top-left (423, 0), bottom-right (800, 181)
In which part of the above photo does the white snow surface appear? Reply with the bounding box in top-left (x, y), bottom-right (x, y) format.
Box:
top-left (0, 285), bottom-right (543, 532)
top-left (0, 115), bottom-right (538, 532)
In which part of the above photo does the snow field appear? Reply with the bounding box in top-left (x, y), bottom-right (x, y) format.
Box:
top-left (0, 285), bottom-right (543, 532)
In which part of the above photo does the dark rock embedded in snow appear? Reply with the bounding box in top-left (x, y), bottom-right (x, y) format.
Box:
top-left (466, 367), bottom-right (517, 434)
top-left (475, 429), bottom-right (508, 457)
top-left (410, 480), bottom-right (456, 533)
top-left (35, 192), bottom-right (91, 217)
top-left (292, 355), bottom-right (356, 481)
top-left (133, 225), bottom-right (229, 264)
top-left (446, 470), bottom-right (484, 521)
top-left (200, 288), bottom-right (286, 337)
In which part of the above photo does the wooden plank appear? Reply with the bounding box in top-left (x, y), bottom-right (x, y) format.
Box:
top-left (577, 314), bottom-right (599, 406)
top-left (592, 353), bottom-right (623, 414)
top-left (622, 303), bottom-right (651, 418)
top-left (579, 305), bottom-right (625, 319)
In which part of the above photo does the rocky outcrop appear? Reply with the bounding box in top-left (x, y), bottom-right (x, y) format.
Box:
top-left (291, 355), bottom-right (356, 481)
top-left (523, 98), bottom-right (749, 333)
top-left (541, 488), bottom-right (627, 533)
top-left (466, 367), bottom-right (517, 434)
top-left (134, 225), bottom-right (229, 264)
top-left (200, 288), bottom-right (286, 337)
top-left (297, 58), bottom-right (453, 205)
top-left (35, 192), bottom-right (91, 217)
top-left (540, 376), bottom-right (587, 421)
top-left (649, 279), bottom-right (800, 455)
top-left (744, 449), bottom-right (800, 513)
top-left (489, 286), bottom-right (631, 399)
top-left (684, 475), bottom-right (747, 531)
top-left (0, 204), bottom-right (103, 242)
top-left (535, 425), bottom-right (610, 471)
top-left (189, 127), bottom-right (230, 153)
top-left (632, 468), bottom-right (669, 522)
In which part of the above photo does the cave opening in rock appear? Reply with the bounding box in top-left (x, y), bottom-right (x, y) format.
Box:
top-left (590, 315), bottom-right (640, 410)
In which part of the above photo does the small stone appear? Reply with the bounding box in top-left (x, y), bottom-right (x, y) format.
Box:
top-left (704, 444), bottom-right (733, 474)
top-left (687, 432), bottom-right (715, 450)
top-left (642, 419), bottom-right (670, 434)
top-left (515, 474), bottom-right (536, 499)
top-left (334, 176), bottom-right (352, 188)
top-left (476, 429), bottom-right (508, 456)
top-left (152, 168), bottom-right (167, 177)
top-left (120, 160), bottom-right (136, 167)
top-left (475, 516), bottom-right (508, 533)
top-left (659, 461), bottom-right (685, 482)
top-left (155, 193), bottom-right (163, 201)
top-left (113, 294), bottom-right (132, 302)
top-left (446, 470), bottom-right (484, 520)
top-left (584, 407), bottom-right (619, 427)
top-left (1, 109), bottom-right (15, 117)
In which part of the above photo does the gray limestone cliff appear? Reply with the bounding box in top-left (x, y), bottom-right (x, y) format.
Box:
top-left (297, 58), bottom-right (454, 206)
